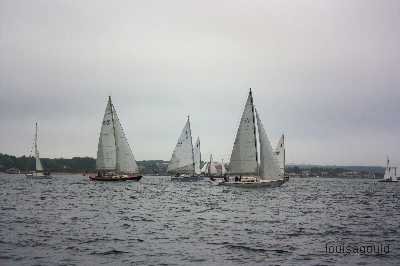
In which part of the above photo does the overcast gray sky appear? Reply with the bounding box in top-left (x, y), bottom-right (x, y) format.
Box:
top-left (1, 0), bottom-right (399, 166)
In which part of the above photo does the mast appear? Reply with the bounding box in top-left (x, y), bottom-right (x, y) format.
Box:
top-left (249, 89), bottom-right (259, 177)
top-left (109, 96), bottom-right (119, 172)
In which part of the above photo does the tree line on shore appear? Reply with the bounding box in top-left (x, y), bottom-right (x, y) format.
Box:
top-left (0, 153), bottom-right (384, 177)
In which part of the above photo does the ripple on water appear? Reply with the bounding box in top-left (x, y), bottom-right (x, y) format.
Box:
top-left (0, 175), bottom-right (399, 265)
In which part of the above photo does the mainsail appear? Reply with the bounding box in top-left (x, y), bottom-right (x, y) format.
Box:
top-left (274, 134), bottom-right (285, 175)
top-left (96, 96), bottom-right (139, 173)
top-left (229, 90), bottom-right (258, 175)
top-left (256, 109), bottom-right (281, 180)
top-left (194, 137), bottom-right (201, 175)
top-left (34, 122), bottom-right (44, 171)
top-left (167, 117), bottom-right (195, 174)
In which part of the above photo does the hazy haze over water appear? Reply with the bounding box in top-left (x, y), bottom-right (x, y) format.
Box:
top-left (0, 0), bottom-right (399, 165)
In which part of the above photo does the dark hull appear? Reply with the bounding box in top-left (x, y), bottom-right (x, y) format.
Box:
top-left (89, 175), bottom-right (142, 182)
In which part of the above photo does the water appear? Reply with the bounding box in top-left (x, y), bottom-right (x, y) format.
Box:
top-left (0, 174), bottom-right (399, 266)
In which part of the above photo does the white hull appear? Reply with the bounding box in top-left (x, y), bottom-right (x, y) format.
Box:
top-left (216, 178), bottom-right (288, 188)
top-left (25, 172), bottom-right (52, 179)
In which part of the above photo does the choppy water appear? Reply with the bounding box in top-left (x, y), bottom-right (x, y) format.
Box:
top-left (0, 174), bottom-right (399, 266)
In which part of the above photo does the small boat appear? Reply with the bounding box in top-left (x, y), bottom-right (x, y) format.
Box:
top-left (378, 157), bottom-right (399, 182)
top-left (218, 89), bottom-right (288, 188)
top-left (26, 122), bottom-right (52, 179)
top-left (168, 116), bottom-right (203, 181)
top-left (89, 96), bottom-right (142, 182)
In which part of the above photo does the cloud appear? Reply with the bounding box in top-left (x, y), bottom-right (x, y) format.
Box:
top-left (0, 0), bottom-right (399, 165)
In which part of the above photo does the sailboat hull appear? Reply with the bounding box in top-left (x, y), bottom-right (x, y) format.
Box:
top-left (171, 176), bottom-right (204, 182)
top-left (216, 176), bottom-right (289, 188)
top-left (25, 172), bottom-right (52, 179)
top-left (89, 175), bottom-right (142, 182)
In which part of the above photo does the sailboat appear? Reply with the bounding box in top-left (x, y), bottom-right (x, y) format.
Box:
top-left (194, 137), bottom-right (201, 175)
top-left (274, 134), bottom-right (286, 175)
top-left (219, 89), bottom-right (289, 187)
top-left (202, 154), bottom-right (219, 176)
top-left (378, 157), bottom-right (399, 182)
top-left (168, 116), bottom-right (203, 181)
top-left (26, 122), bottom-right (51, 178)
top-left (89, 96), bottom-right (142, 181)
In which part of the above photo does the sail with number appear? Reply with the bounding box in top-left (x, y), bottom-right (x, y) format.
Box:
top-left (194, 137), bottom-right (201, 175)
top-left (256, 109), bottom-right (281, 180)
top-left (229, 90), bottom-right (258, 175)
top-left (167, 117), bottom-right (195, 174)
top-left (96, 96), bottom-right (139, 173)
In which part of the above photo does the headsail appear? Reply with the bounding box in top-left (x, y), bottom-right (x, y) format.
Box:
top-left (256, 109), bottom-right (281, 180)
top-left (194, 137), bottom-right (201, 175)
top-left (229, 89), bottom-right (258, 175)
top-left (200, 162), bottom-right (209, 174)
top-left (167, 117), bottom-right (195, 174)
top-left (34, 122), bottom-right (44, 171)
top-left (274, 134), bottom-right (285, 175)
top-left (112, 105), bottom-right (139, 173)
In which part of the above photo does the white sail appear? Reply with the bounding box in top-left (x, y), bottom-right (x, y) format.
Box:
top-left (112, 105), bottom-right (139, 173)
top-left (201, 162), bottom-right (209, 174)
top-left (256, 109), bottom-right (281, 180)
top-left (221, 159), bottom-right (226, 176)
top-left (167, 117), bottom-right (195, 174)
top-left (194, 137), bottom-right (201, 175)
top-left (96, 97), bottom-right (117, 170)
top-left (34, 123), bottom-right (44, 171)
top-left (208, 154), bottom-right (218, 175)
top-left (229, 90), bottom-right (258, 175)
top-left (274, 134), bottom-right (285, 175)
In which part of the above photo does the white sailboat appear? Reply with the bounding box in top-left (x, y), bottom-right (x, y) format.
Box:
top-left (89, 96), bottom-right (142, 181)
top-left (168, 116), bottom-right (203, 181)
top-left (274, 134), bottom-right (286, 175)
top-left (194, 137), bottom-right (201, 175)
top-left (378, 157), bottom-right (399, 182)
top-left (219, 89), bottom-right (289, 187)
top-left (26, 122), bottom-right (51, 178)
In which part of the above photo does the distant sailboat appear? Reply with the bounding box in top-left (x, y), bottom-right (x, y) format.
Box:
top-left (89, 96), bottom-right (142, 181)
top-left (378, 157), bottom-right (399, 182)
top-left (219, 89), bottom-right (288, 187)
top-left (194, 137), bottom-right (201, 175)
top-left (26, 122), bottom-right (51, 178)
top-left (274, 134), bottom-right (286, 175)
top-left (168, 116), bottom-right (203, 181)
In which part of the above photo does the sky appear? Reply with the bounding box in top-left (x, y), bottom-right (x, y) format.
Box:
top-left (0, 0), bottom-right (399, 166)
